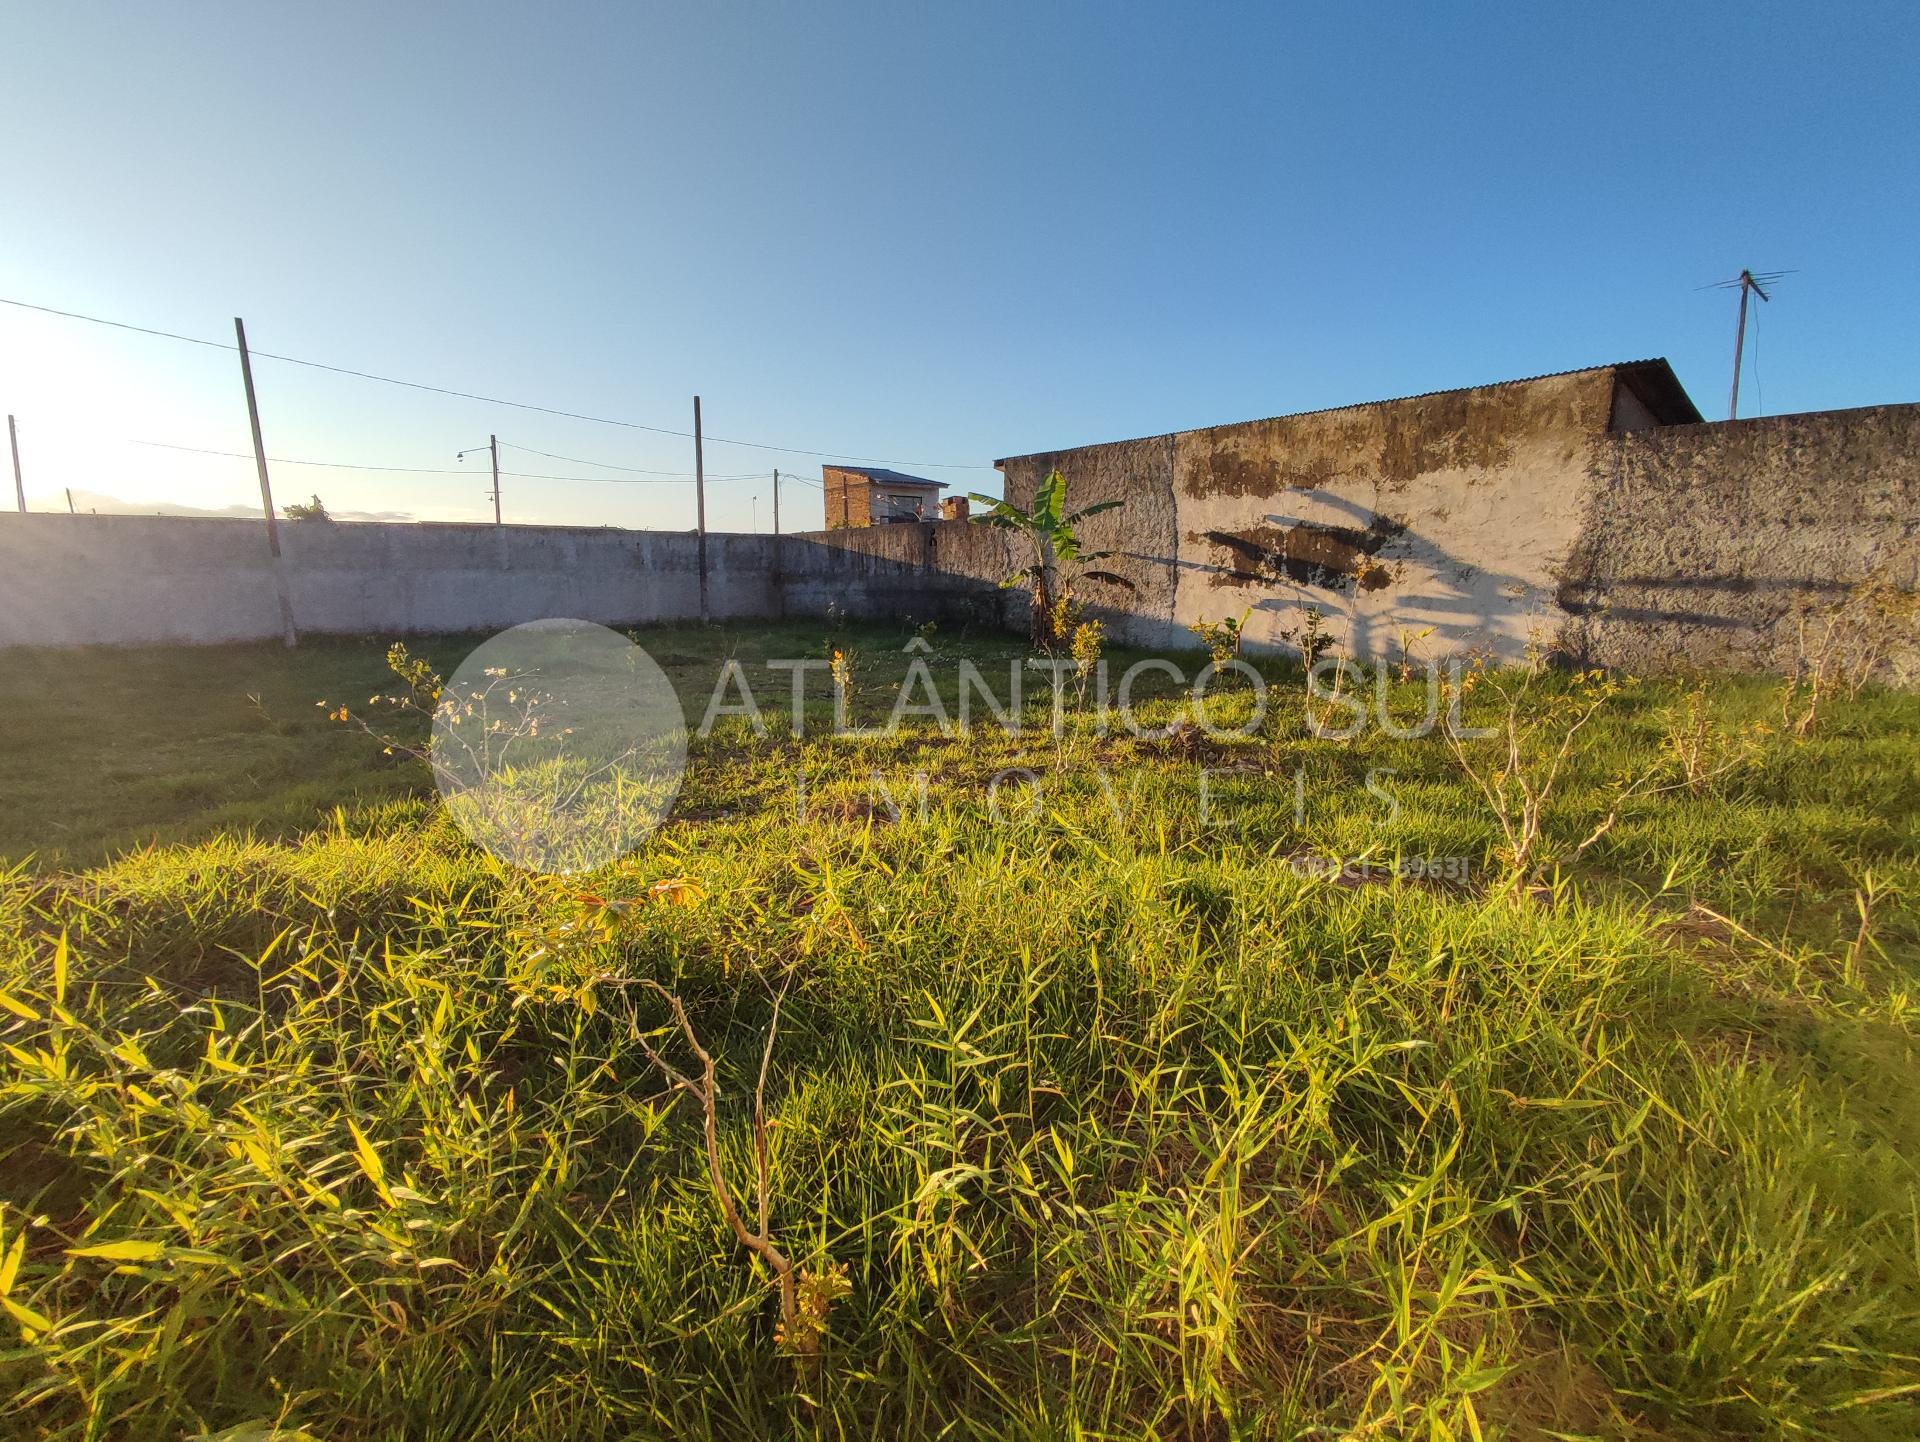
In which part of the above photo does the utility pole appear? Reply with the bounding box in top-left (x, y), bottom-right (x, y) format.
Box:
top-left (8, 415), bottom-right (22, 513)
top-left (1728, 269), bottom-right (1768, 420)
top-left (234, 319), bottom-right (282, 552)
top-left (457, 436), bottom-right (502, 522)
top-left (693, 395), bottom-right (709, 623)
top-left (1706, 268), bottom-right (1789, 420)
top-left (234, 316), bottom-right (298, 647)
top-left (770, 467), bottom-right (786, 620)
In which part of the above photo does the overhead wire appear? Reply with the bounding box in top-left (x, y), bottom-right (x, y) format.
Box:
top-left (129, 438), bottom-right (764, 485)
top-left (0, 293), bottom-right (995, 471)
top-left (493, 440), bottom-right (759, 481)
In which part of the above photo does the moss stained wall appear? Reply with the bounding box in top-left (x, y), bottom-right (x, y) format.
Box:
top-left (1000, 369), bottom-right (1621, 662)
top-left (11, 392), bottom-right (1910, 677)
top-left (1567, 405), bottom-right (1920, 681)
top-left (992, 377), bottom-right (1918, 677)
top-left (995, 436), bottom-right (1179, 646)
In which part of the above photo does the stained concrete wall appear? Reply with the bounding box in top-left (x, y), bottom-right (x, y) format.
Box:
top-left (984, 435), bottom-right (1181, 647)
top-left (0, 516), bottom-right (777, 647)
top-left (1565, 405), bottom-right (1920, 681)
top-left (7, 391), bottom-right (1913, 681)
top-left (0, 512), bottom-right (1015, 650)
top-left (774, 521), bottom-right (1021, 629)
top-left (995, 375), bottom-right (1920, 677)
top-left (999, 369), bottom-right (1624, 663)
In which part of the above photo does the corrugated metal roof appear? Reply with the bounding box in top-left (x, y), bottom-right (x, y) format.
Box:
top-left (821, 464), bottom-right (949, 489)
top-left (993, 359), bottom-right (1702, 466)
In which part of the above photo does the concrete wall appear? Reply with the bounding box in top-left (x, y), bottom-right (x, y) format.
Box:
top-left (999, 369), bottom-right (1621, 662)
top-left (774, 521), bottom-right (1021, 629)
top-left (996, 373), bottom-right (1920, 678)
top-left (0, 516), bottom-right (777, 647)
top-left (6, 391), bottom-right (1912, 682)
top-left (0, 511), bottom-right (1012, 649)
top-left (1565, 405), bottom-right (1920, 681)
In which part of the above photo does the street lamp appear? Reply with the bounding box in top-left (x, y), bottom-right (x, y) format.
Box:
top-left (458, 435), bottom-right (501, 525)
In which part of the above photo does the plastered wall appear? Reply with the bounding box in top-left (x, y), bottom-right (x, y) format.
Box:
top-left (996, 374), bottom-right (1920, 678)
top-left (5, 388), bottom-right (1914, 684)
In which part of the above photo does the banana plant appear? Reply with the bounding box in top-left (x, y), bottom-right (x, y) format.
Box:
top-left (967, 469), bottom-right (1130, 648)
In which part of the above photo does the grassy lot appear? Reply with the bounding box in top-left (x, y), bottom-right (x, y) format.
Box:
top-left (1, 622), bottom-right (1917, 1439)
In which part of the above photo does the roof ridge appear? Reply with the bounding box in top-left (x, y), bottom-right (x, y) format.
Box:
top-left (821, 463), bottom-right (949, 487)
top-left (994, 360), bottom-right (1692, 465)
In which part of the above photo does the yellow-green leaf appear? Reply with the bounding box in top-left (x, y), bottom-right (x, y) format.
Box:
top-left (0, 1229), bottom-right (24, 1294)
top-left (347, 1119), bottom-right (394, 1205)
top-left (67, 1239), bottom-right (166, 1262)
top-left (0, 991), bottom-right (39, 1023)
top-left (2, 1295), bottom-right (52, 1337)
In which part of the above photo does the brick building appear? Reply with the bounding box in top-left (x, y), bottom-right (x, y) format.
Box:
top-left (822, 465), bottom-right (948, 528)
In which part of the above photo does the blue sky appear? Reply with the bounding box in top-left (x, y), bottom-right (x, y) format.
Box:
top-left (2, 1), bottom-right (1914, 529)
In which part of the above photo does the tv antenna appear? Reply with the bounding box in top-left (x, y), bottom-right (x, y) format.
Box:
top-left (1701, 269), bottom-right (1792, 419)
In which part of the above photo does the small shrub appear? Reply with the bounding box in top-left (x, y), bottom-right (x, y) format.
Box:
top-left (1189, 609), bottom-right (1251, 665)
top-left (1660, 682), bottom-right (1764, 795)
top-left (1439, 662), bottom-right (1673, 891)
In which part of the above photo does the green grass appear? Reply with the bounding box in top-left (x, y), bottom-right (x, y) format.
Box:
top-left (0, 624), bottom-right (1917, 1439)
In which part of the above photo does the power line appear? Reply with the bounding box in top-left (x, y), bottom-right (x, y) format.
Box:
top-left (496, 440), bottom-right (687, 475)
top-left (130, 438), bottom-right (760, 484)
top-left (133, 440), bottom-right (469, 474)
top-left (0, 297), bottom-right (232, 352)
top-left (494, 439), bottom-right (756, 480)
top-left (0, 293), bottom-right (996, 471)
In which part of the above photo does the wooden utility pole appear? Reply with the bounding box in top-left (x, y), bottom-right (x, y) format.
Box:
top-left (693, 395), bottom-right (709, 623)
top-left (64, 488), bottom-right (74, 514)
top-left (489, 434), bottom-right (501, 525)
top-left (772, 468), bottom-right (780, 535)
top-left (233, 316), bottom-right (298, 646)
top-left (8, 414), bottom-right (22, 513)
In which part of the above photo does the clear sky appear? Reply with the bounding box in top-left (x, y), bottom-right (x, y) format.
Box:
top-left (2, 1), bottom-right (1915, 530)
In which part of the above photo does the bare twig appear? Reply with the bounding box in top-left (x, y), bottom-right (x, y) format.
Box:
top-left (633, 977), bottom-right (799, 1348)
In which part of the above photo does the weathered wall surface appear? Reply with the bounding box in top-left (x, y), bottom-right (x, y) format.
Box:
top-left (0, 516), bottom-right (777, 647)
top-left (997, 375), bottom-right (1919, 677)
top-left (995, 436), bottom-right (1180, 646)
top-left (0, 512), bottom-right (1013, 649)
top-left (775, 522), bottom-right (1021, 630)
top-left (1002, 370), bottom-right (1619, 662)
top-left (6, 393), bottom-right (1912, 680)
top-left (1565, 405), bottom-right (1920, 680)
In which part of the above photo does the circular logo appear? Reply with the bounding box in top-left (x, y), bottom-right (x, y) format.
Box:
top-left (428, 619), bottom-right (687, 873)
